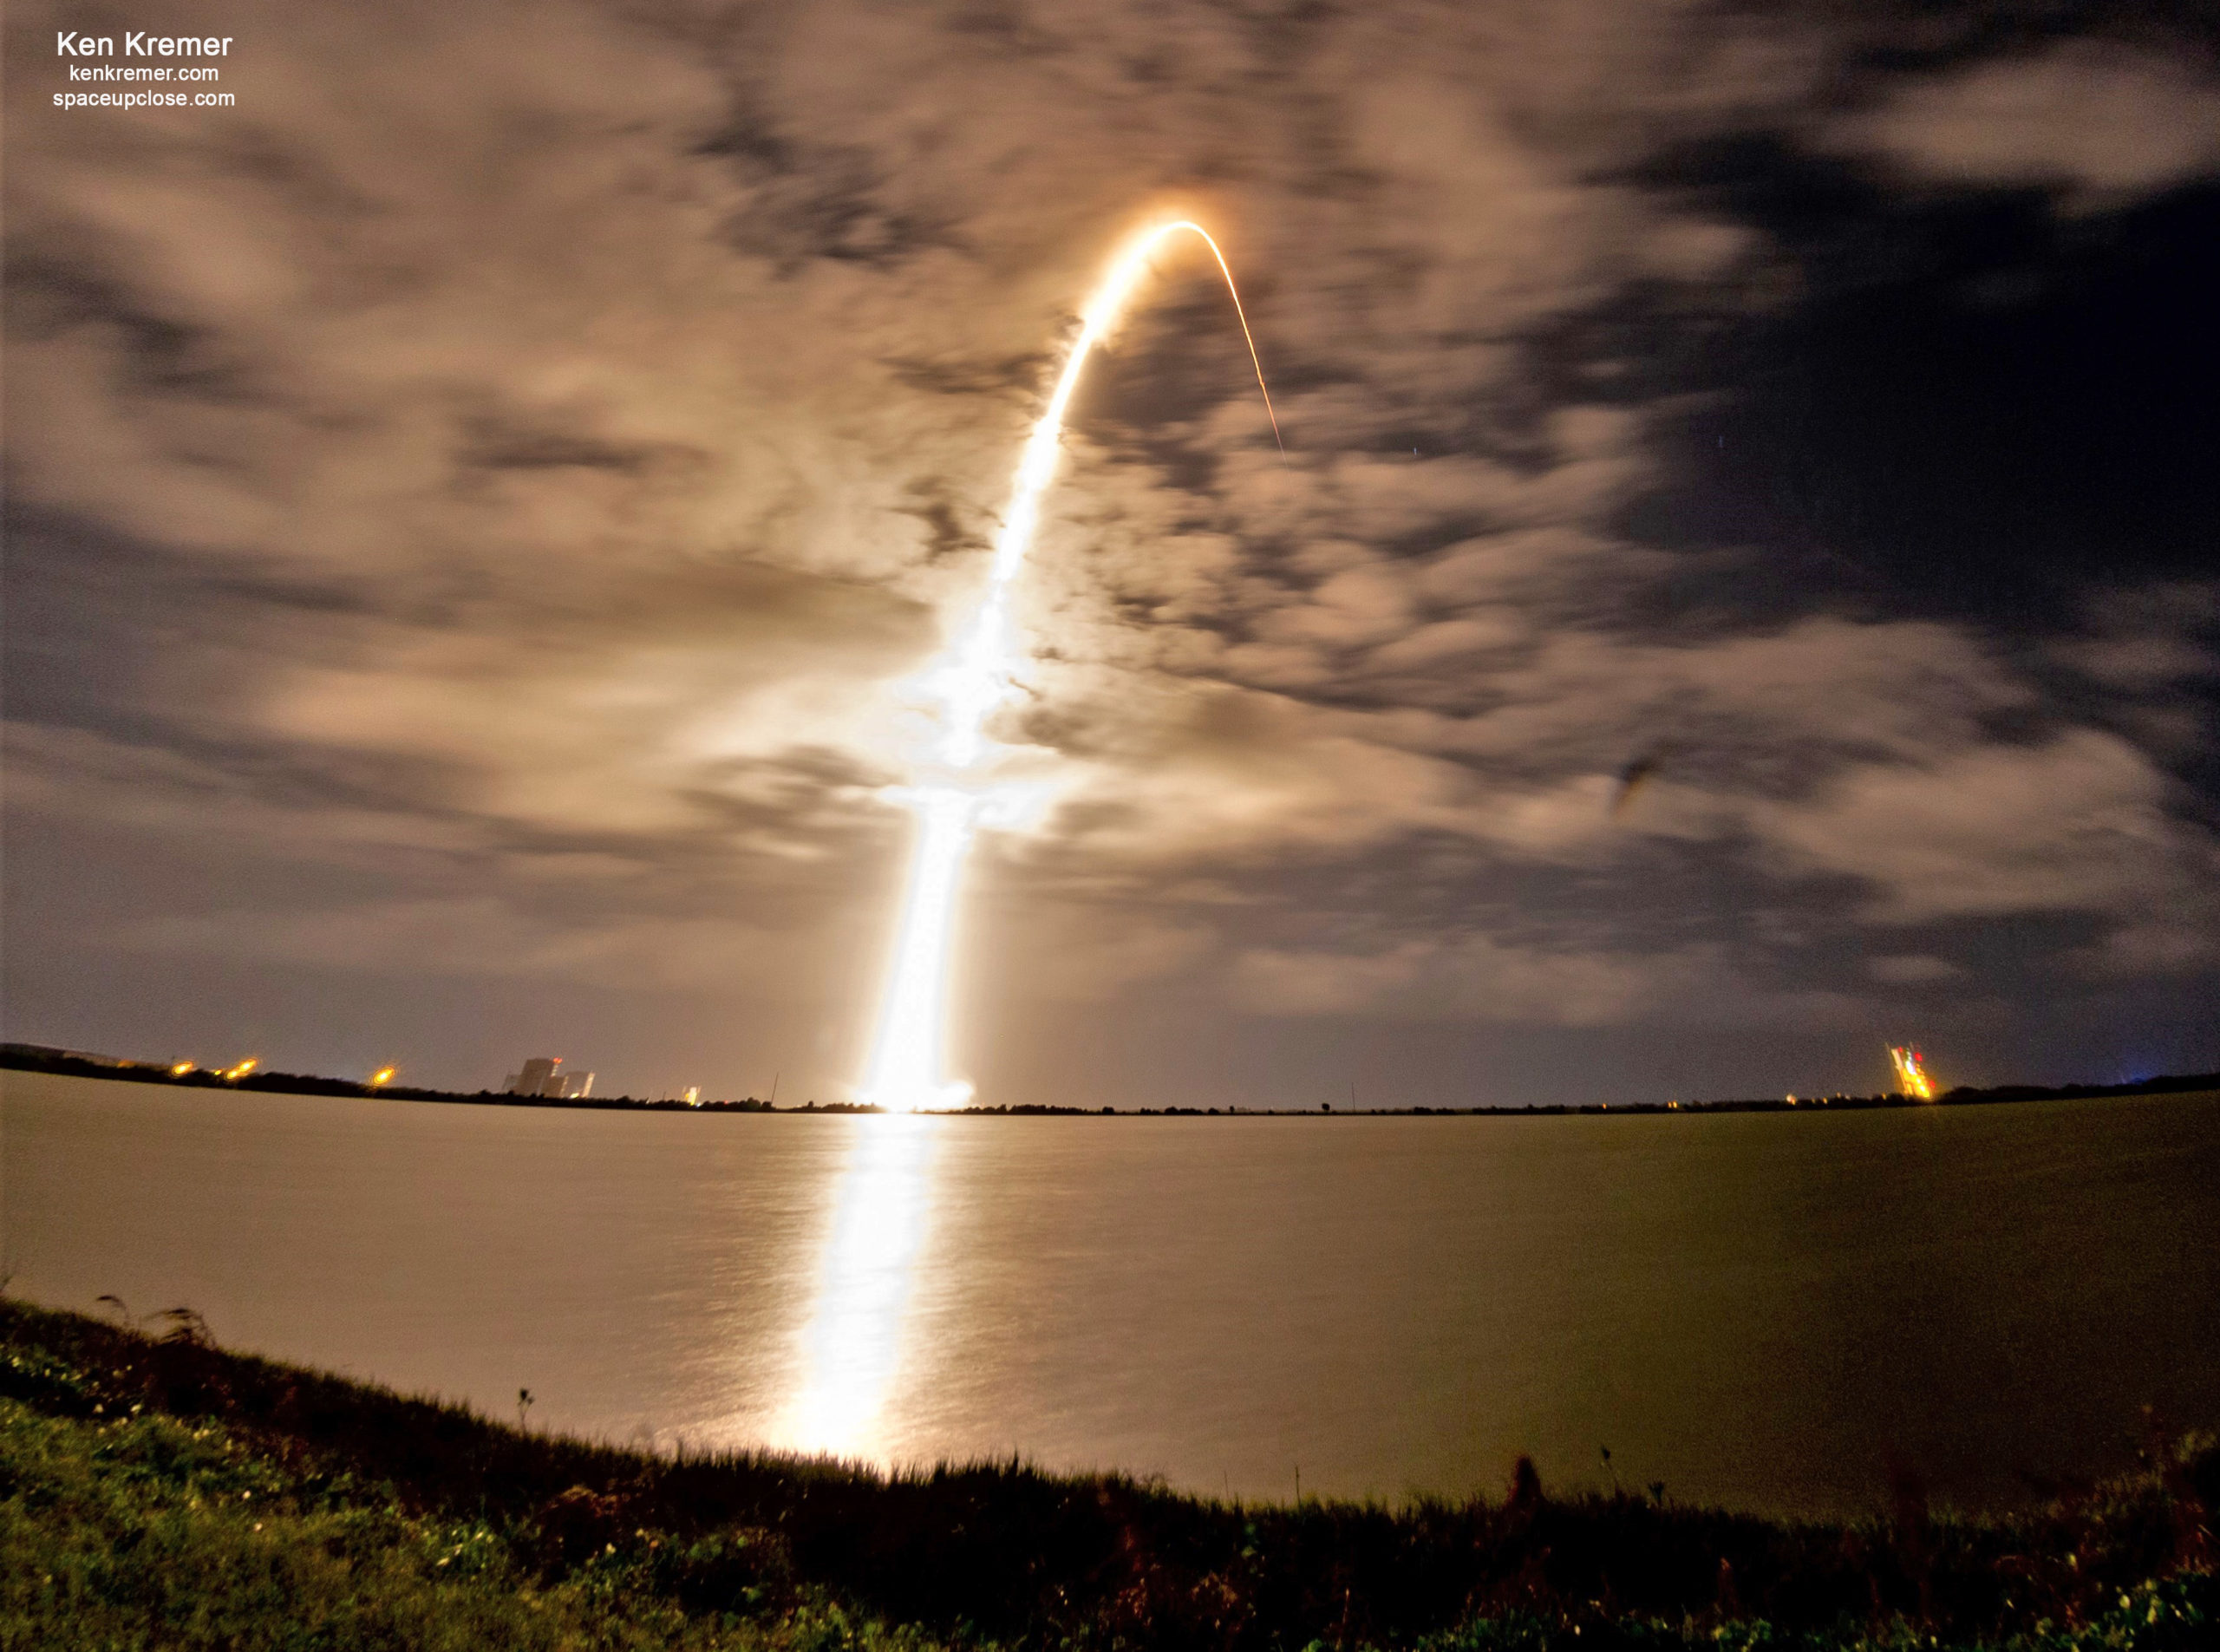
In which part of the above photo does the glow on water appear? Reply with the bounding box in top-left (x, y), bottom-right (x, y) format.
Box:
top-left (776, 1113), bottom-right (939, 1459)
top-left (14, 1071), bottom-right (2217, 1512)
top-left (855, 219), bottom-right (1279, 1113)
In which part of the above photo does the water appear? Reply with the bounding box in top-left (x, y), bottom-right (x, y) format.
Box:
top-left (6, 1069), bottom-right (2217, 1517)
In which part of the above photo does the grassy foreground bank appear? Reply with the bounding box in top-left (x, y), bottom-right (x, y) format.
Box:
top-left (0, 1302), bottom-right (2210, 1651)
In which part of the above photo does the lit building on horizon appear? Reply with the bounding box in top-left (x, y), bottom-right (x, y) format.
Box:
top-left (504, 1056), bottom-right (594, 1099)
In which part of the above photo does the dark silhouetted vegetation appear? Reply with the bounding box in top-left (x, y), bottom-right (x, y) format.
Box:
top-left (1, 1300), bottom-right (2211, 1649)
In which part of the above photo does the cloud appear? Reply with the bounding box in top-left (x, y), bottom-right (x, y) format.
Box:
top-left (965, 891), bottom-right (1216, 1007)
top-left (111, 897), bottom-right (819, 996)
top-left (1867, 955), bottom-right (1962, 985)
top-left (2055, 582), bottom-right (2220, 695)
top-left (1229, 936), bottom-right (1649, 1024)
top-left (1226, 933), bottom-right (1857, 1029)
top-left (1828, 42), bottom-right (2220, 201)
top-left (1756, 729), bottom-right (2206, 923)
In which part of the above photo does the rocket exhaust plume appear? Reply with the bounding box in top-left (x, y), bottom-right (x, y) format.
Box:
top-left (1889, 1044), bottom-right (1936, 1101)
top-left (857, 219), bottom-right (1280, 1111)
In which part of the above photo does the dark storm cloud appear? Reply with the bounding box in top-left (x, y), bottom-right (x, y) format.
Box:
top-left (5, 0), bottom-right (2217, 1099)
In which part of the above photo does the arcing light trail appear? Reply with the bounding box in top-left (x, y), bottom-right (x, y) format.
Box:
top-left (858, 220), bottom-right (1280, 1111)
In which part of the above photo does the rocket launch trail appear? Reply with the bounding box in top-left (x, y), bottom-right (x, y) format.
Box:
top-left (858, 219), bottom-right (1279, 1110)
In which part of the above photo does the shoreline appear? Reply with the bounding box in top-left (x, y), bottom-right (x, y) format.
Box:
top-left (6, 1042), bottom-right (2216, 1119)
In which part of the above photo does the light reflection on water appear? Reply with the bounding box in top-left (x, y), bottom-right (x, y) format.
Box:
top-left (774, 1113), bottom-right (940, 1459)
top-left (7, 1072), bottom-right (2219, 1515)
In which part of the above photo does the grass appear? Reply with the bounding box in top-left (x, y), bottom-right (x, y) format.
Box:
top-left (0, 1300), bottom-right (2210, 1650)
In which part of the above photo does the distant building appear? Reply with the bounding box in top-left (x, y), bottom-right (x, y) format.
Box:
top-left (506, 1057), bottom-right (557, 1096)
top-left (504, 1057), bottom-right (594, 1100)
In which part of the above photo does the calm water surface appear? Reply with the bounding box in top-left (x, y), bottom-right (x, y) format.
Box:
top-left (6, 1070), bottom-right (2218, 1517)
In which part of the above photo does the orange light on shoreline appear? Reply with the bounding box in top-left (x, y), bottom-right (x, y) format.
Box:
top-left (222, 1057), bottom-right (259, 1082)
top-left (1889, 1045), bottom-right (1936, 1100)
top-left (369, 1066), bottom-right (396, 1088)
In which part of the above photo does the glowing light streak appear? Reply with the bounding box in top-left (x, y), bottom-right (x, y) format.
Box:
top-left (859, 787), bottom-right (982, 1110)
top-left (1889, 1045), bottom-right (1936, 1101)
top-left (780, 1113), bottom-right (939, 1457)
top-left (858, 219), bottom-right (1278, 1111)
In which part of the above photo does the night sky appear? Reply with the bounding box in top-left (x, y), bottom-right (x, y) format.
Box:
top-left (7, 1), bottom-right (2217, 1107)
